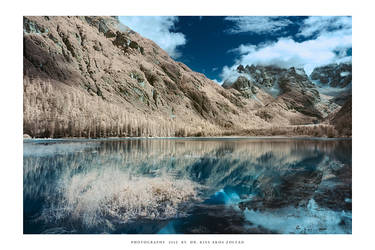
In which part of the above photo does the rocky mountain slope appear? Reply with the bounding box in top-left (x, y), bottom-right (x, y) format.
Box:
top-left (23, 16), bottom-right (352, 138)
top-left (311, 63), bottom-right (352, 88)
top-left (331, 97), bottom-right (352, 136)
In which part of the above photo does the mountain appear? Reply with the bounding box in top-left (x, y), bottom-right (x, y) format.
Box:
top-left (311, 63), bottom-right (352, 88)
top-left (223, 65), bottom-right (322, 118)
top-left (23, 16), bottom-right (351, 138)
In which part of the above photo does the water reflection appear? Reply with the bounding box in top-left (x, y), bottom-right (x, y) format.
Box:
top-left (23, 138), bottom-right (352, 234)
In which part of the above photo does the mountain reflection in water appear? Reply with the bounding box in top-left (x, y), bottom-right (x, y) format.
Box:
top-left (23, 138), bottom-right (352, 234)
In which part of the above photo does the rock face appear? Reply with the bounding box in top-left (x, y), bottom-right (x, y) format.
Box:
top-left (23, 16), bottom-right (352, 138)
top-left (222, 76), bottom-right (258, 98)
top-left (277, 67), bottom-right (321, 118)
top-left (310, 63), bottom-right (352, 88)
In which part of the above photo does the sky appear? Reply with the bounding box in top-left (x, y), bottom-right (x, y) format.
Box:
top-left (119, 16), bottom-right (352, 84)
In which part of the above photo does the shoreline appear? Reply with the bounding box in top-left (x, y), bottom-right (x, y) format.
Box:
top-left (23, 135), bottom-right (352, 142)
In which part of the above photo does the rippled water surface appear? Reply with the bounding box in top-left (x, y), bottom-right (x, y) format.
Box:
top-left (23, 138), bottom-right (352, 234)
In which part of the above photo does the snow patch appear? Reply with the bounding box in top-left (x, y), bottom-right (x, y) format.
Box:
top-left (295, 68), bottom-right (306, 76)
top-left (340, 71), bottom-right (350, 77)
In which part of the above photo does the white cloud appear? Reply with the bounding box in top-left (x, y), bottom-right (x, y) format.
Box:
top-left (224, 16), bottom-right (292, 34)
top-left (238, 33), bottom-right (350, 73)
top-left (119, 16), bottom-right (186, 58)
top-left (220, 16), bottom-right (352, 81)
top-left (220, 65), bottom-right (254, 84)
top-left (298, 16), bottom-right (352, 38)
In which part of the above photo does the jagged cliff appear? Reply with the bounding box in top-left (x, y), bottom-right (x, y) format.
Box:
top-left (23, 16), bottom-right (351, 138)
top-left (311, 63), bottom-right (352, 88)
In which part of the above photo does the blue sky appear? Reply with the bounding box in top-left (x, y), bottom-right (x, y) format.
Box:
top-left (119, 16), bottom-right (352, 83)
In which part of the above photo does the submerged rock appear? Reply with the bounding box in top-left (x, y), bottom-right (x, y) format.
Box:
top-left (239, 169), bottom-right (323, 210)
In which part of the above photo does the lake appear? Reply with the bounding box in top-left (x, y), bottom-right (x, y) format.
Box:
top-left (23, 137), bottom-right (352, 234)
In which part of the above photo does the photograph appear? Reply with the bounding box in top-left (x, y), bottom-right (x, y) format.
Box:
top-left (23, 15), bottom-right (352, 234)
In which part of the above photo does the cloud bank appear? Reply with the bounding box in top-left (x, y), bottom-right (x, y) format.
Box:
top-left (221, 16), bottom-right (352, 81)
top-left (119, 16), bottom-right (186, 58)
